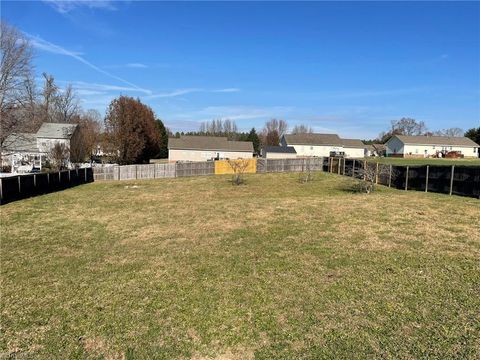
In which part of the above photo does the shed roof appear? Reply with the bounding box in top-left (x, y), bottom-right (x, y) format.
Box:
top-left (393, 135), bottom-right (479, 147)
top-left (263, 146), bottom-right (297, 154)
top-left (283, 133), bottom-right (342, 146)
top-left (168, 136), bottom-right (253, 152)
top-left (36, 123), bottom-right (77, 139)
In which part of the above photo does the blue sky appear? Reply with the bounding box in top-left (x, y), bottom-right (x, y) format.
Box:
top-left (3, 1), bottom-right (479, 138)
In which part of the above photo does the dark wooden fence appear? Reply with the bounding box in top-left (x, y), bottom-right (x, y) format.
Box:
top-left (325, 158), bottom-right (480, 199)
top-left (0, 168), bottom-right (94, 205)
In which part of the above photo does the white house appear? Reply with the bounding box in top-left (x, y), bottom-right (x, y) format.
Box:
top-left (2, 123), bottom-right (79, 173)
top-left (385, 135), bottom-right (479, 158)
top-left (261, 146), bottom-right (297, 159)
top-left (168, 136), bottom-right (254, 162)
top-left (280, 133), bottom-right (365, 158)
top-left (341, 138), bottom-right (366, 158)
top-left (35, 123), bottom-right (78, 154)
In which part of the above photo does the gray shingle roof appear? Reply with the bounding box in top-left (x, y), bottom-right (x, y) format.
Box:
top-left (394, 135), bottom-right (479, 147)
top-left (3, 133), bottom-right (38, 152)
top-left (168, 136), bottom-right (253, 152)
top-left (283, 133), bottom-right (342, 146)
top-left (341, 138), bottom-right (365, 148)
top-left (263, 146), bottom-right (297, 154)
top-left (36, 123), bottom-right (77, 139)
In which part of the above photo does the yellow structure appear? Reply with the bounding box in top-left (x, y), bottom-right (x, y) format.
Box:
top-left (214, 159), bottom-right (257, 175)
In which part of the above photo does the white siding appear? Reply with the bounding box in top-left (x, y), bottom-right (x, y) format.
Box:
top-left (290, 144), bottom-right (342, 157)
top-left (343, 147), bottom-right (365, 158)
top-left (403, 144), bottom-right (477, 158)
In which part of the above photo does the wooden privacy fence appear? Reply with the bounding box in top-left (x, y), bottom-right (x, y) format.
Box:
top-left (94, 163), bottom-right (176, 181)
top-left (94, 158), bottom-right (325, 181)
top-left (0, 168), bottom-right (94, 205)
top-left (215, 159), bottom-right (257, 175)
top-left (256, 158), bottom-right (324, 173)
top-left (325, 157), bottom-right (480, 199)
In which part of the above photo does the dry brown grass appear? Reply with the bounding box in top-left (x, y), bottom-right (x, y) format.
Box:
top-left (1, 172), bottom-right (479, 359)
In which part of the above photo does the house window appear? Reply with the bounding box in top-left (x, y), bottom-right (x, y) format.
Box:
top-left (450, 146), bottom-right (452, 150)
top-left (415, 148), bottom-right (419, 154)
top-left (310, 146), bottom-right (313, 150)
top-left (474, 148), bottom-right (477, 153)
top-left (432, 146), bottom-right (435, 150)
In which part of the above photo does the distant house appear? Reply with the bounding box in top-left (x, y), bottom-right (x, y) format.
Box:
top-left (261, 146), bottom-right (297, 159)
top-left (386, 135), bottom-right (479, 158)
top-left (2, 123), bottom-right (79, 173)
top-left (280, 133), bottom-right (365, 158)
top-left (168, 136), bottom-right (254, 162)
top-left (366, 143), bottom-right (387, 157)
top-left (35, 123), bottom-right (78, 154)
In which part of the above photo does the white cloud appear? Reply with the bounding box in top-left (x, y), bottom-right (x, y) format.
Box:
top-left (212, 88), bottom-right (241, 93)
top-left (126, 63), bottom-right (148, 68)
top-left (148, 88), bottom-right (203, 99)
top-left (174, 105), bottom-right (294, 124)
top-left (68, 81), bottom-right (150, 94)
top-left (43, 0), bottom-right (116, 14)
top-left (25, 32), bottom-right (152, 95)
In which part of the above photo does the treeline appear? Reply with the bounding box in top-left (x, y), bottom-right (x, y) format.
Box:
top-left (376, 118), bottom-right (475, 143)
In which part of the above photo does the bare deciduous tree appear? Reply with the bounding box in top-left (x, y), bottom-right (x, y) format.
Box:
top-left (298, 158), bottom-right (314, 183)
top-left (70, 110), bottom-right (102, 164)
top-left (262, 118), bottom-right (288, 146)
top-left (434, 127), bottom-right (464, 137)
top-left (227, 158), bottom-right (251, 185)
top-left (49, 142), bottom-right (70, 171)
top-left (0, 21), bottom-right (35, 161)
top-left (291, 124), bottom-right (313, 134)
top-left (199, 118), bottom-right (239, 139)
top-left (54, 84), bottom-right (80, 123)
top-left (355, 162), bottom-right (397, 193)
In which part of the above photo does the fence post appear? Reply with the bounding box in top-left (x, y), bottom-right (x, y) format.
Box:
top-left (0, 178), bottom-right (3, 202)
top-left (449, 165), bottom-right (455, 196)
top-left (47, 172), bottom-right (50, 185)
top-left (343, 158), bottom-right (346, 175)
top-left (18, 175), bottom-right (21, 194)
top-left (375, 163), bottom-right (379, 184)
top-left (153, 164), bottom-right (156, 179)
top-left (364, 160), bottom-right (367, 181)
top-left (405, 166), bottom-right (409, 191)
top-left (68, 169), bottom-right (71, 182)
top-left (135, 165), bottom-right (138, 179)
top-left (337, 158), bottom-right (341, 175)
top-left (34, 174), bottom-right (37, 188)
top-left (352, 159), bottom-right (355, 177)
top-left (388, 164), bottom-right (392, 187)
top-left (425, 165), bottom-right (429, 193)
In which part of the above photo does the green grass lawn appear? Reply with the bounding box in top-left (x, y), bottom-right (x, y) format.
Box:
top-left (1, 173), bottom-right (479, 359)
top-left (365, 157), bottom-right (480, 166)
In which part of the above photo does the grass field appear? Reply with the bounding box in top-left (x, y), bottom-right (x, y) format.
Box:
top-left (1, 173), bottom-right (479, 359)
top-left (365, 157), bottom-right (480, 166)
